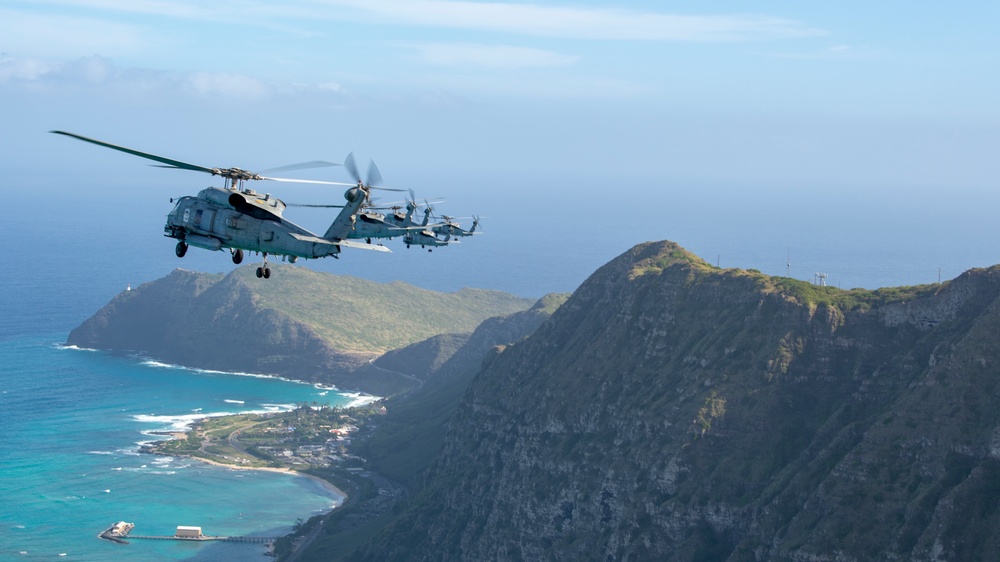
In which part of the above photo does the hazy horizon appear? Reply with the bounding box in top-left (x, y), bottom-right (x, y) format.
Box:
top-left (3, 1), bottom-right (999, 310)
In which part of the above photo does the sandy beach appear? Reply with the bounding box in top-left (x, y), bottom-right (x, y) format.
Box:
top-left (172, 453), bottom-right (348, 503)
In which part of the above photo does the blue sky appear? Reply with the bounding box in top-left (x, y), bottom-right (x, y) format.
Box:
top-left (4, 1), bottom-right (997, 186)
top-left (2, 1), bottom-right (1000, 296)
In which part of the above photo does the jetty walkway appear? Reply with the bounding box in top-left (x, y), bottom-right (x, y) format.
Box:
top-left (99, 521), bottom-right (278, 545)
top-left (128, 535), bottom-right (276, 543)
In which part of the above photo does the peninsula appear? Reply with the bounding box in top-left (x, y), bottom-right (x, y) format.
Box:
top-left (68, 264), bottom-right (534, 396)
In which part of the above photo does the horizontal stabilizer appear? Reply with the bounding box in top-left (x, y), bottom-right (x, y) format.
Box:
top-left (339, 239), bottom-right (392, 252)
top-left (290, 232), bottom-right (392, 253)
top-left (289, 232), bottom-right (333, 244)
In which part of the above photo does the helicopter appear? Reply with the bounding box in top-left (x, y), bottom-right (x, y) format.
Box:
top-left (336, 164), bottom-right (436, 245)
top-left (431, 214), bottom-right (481, 239)
top-left (401, 203), bottom-right (457, 251)
top-left (51, 130), bottom-right (395, 279)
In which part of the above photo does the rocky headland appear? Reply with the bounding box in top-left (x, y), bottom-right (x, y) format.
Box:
top-left (67, 264), bottom-right (534, 395)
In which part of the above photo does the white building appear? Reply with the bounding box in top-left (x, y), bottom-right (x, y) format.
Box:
top-left (175, 526), bottom-right (203, 538)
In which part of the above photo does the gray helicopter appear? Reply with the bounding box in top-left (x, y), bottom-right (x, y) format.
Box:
top-left (432, 214), bottom-right (481, 239)
top-left (337, 164), bottom-right (434, 245)
top-left (401, 203), bottom-right (456, 251)
top-left (51, 131), bottom-right (393, 279)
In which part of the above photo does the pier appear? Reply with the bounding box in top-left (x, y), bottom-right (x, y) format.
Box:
top-left (128, 535), bottom-right (277, 543)
top-left (99, 522), bottom-right (278, 545)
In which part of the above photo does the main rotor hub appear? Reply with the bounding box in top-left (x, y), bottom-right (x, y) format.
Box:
top-left (214, 167), bottom-right (263, 182)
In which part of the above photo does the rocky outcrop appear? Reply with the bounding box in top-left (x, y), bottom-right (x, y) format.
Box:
top-left (354, 241), bottom-right (1000, 561)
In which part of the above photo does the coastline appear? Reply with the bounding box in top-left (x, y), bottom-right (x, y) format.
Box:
top-left (178, 453), bottom-right (348, 504)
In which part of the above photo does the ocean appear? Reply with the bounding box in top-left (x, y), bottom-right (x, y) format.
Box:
top-left (4, 174), bottom-right (1000, 560)
top-left (0, 334), bottom-right (367, 561)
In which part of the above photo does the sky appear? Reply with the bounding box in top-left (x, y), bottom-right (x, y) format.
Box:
top-left (2, 1), bottom-right (1000, 298)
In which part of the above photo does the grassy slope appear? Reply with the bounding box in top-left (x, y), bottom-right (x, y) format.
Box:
top-left (230, 265), bottom-right (534, 354)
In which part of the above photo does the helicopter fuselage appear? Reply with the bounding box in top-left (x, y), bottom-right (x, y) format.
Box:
top-left (347, 211), bottom-right (412, 242)
top-left (404, 229), bottom-right (452, 249)
top-left (165, 187), bottom-right (347, 260)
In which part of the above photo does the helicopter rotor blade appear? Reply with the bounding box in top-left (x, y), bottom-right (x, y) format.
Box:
top-left (259, 176), bottom-right (351, 186)
top-left (285, 203), bottom-right (348, 208)
top-left (366, 160), bottom-right (383, 188)
top-left (51, 130), bottom-right (215, 174)
top-left (258, 160), bottom-right (340, 174)
top-left (410, 197), bottom-right (445, 208)
top-left (344, 152), bottom-right (361, 184)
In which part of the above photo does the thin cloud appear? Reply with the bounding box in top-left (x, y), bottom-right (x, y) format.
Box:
top-left (318, 0), bottom-right (826, 42)
top-left (410, 43), bottom-right (578, 68)
top-left (0, 8), bottom-right (149, 59)
top-left (18, 1), bottom-right (825, 42)
top-left (0, 54), bottom-right (351, 102)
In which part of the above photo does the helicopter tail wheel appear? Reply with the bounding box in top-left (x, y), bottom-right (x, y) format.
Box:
top-left (232, 248), bottom-right (244, 264)
top-left (175, 241), bottom-right (188, 258)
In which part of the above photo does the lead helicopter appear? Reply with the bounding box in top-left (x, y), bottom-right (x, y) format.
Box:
top-left (51, 131), bottom-right (397, 279)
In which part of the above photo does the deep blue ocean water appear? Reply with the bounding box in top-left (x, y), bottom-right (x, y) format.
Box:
top-left (4, 173), bottom-right (1000, 560)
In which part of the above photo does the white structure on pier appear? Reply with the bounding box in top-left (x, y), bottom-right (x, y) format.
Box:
top-left (175, 526), bottom-right (203, 538)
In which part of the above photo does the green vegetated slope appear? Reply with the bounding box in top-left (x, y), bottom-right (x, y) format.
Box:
top-left (354, 240), bottom-right (1000, 562)
top-left (244, 266), bottom-right (533, 354)
top-left (68, 264), bottom-right (533, 393)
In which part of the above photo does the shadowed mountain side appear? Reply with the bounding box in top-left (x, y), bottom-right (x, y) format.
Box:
top-left (359, 293), bottom-right (570, 484)
top-left (365, 332), bottom-right (473, 381)
top-left (67, 265), bottom-right (533, 395)
top-left (352, 240), bottom-right (1000, 562)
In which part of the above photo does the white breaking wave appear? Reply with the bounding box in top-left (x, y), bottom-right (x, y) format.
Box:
top-left (139, 359), bottom-right (292, 381)
top-left (133, 403), bottom-right (303, 433)
top-left (223, 399), bottom-right (245, 405)
top-left (260, 403), bottom-right (296, 411)
top-left (56, 343), bottom-right (98, 352)
top-left (340, 392), bottom-right (380, 408)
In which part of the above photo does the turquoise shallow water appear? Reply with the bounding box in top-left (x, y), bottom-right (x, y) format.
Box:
top-left (0, 334), bottom-right (363, 561)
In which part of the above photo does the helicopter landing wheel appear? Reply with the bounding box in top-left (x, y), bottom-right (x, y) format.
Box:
top-left (175, 241), bottom-right (188, 258)
top-left (232, 248), bottom-right (244, 264)
top-left (406, 244), bottom-right (411, 249)
top-left (256, 253), bottom-right (271, 279)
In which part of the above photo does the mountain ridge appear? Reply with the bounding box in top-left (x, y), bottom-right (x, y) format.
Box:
top-left (352, 240), bottom-right (1000, 561)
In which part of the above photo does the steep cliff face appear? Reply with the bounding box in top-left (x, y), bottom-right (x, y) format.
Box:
top-left (360, 293), bottom-right (570, 484)
top-left (68, 265), bottom-right (533, 395)
top-left (357, 241), bottom-right (1000, 561)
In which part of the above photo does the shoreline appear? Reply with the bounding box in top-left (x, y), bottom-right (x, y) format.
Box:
top-left (178, 453), bottom-right (348, 504)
